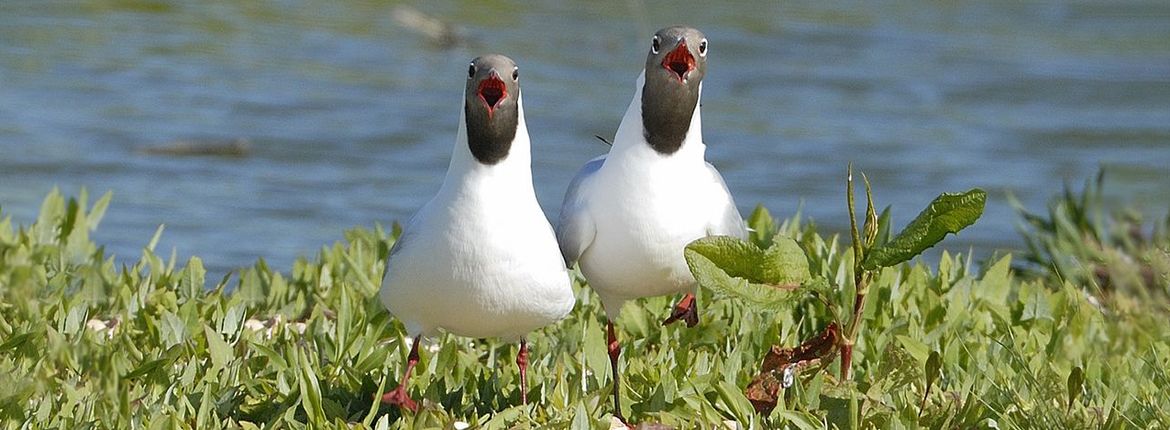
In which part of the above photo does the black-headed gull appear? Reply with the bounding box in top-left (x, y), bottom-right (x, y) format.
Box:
top-left (556, 27), bottom-right (747, 420)
top-left (380, 54), bottom-right (576, 411)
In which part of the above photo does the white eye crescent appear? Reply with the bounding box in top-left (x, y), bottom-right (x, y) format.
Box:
top-left (512, 66), bottom-right (519, 81)
top-left (698, 38), bottom-right (708, 57)
top-left (467, 62), bottom-right (476, 79)
top-left (651, 35), bottom-right (661, 54)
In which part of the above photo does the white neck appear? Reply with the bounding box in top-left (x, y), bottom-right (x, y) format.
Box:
top-left (610, 71), bottom-right (706, 163)
top-left (440, 91), bottom-right (534, 190)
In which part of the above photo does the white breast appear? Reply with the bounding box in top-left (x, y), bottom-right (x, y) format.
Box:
top-left (380, 97), bottom-right (575, 340)
top-left (577, 147), bottom-right (719, 311)
top-left (573, 72), bottom-right (738, 317)
top-left (382, 181), bottom-right (572, 340)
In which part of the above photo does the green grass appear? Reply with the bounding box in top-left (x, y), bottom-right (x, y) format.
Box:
top-left (1, 188), bottom-right (1168, 429)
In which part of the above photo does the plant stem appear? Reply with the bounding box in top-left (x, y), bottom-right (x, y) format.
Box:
top-left (841, 272), bottom-right (871, 380)
top-left (841, 166), bottom-right (877, 382)
top-left (842, 165), bottom-right (862, 380)
top-left (841, 166), bottom-right (879, 430)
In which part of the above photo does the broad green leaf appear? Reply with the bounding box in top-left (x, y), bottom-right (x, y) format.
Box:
top-left (204, 324), bottom-right (233, 369)
top-left (1019, 282), bottom-right (1052, 322)
top-left (63, 305), bottom-right (87, 336)
top-left (687, 235), bottom-right (810, 285)
top-left (762, 236), bottom-right (813, 286)
top-left (182, 257), bottom-right (205, 299)
top-left (685, 235), bottom-right (813, 311)
top-left (160, 311), bottom-right (188, 349)
top-left (978, 255), bottom-right (1013, 305)
top-left (863, 189), bottom-right (986, 270)
top-left (220, 303), bottom-right (245, 336)
top-left (688, 250), bottom-right (780, 309)
top-left (688, 236), bottom-right (764, 282)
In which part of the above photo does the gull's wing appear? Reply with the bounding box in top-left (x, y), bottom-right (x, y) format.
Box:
top-left (705, 162), bottom-right (748, 239)
top-left (381, 210), bottom-right (422, 284)
top-left (556, 156), bottom-right (605, 266)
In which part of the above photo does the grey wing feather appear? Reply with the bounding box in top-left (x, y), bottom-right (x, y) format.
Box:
top-left (556, 156), bottom-right (605, 266)
top-left (382, 212), bottom-right (421, 283)
top-left (707, 162), bottom-right (748, 239)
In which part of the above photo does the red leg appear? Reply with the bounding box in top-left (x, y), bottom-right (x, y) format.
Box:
top-left (662, 293), bottom-right (699, 327)
top-left (516, 339), bottom-right (530, 405)
top-left (607, 321), bottom-right (626, 423)
top-left (380, 336), bottom-right (421, 412)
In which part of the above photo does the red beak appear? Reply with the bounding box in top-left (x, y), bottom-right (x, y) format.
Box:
top-left (478, 71), bottom-right (507, 117)
top-left (661, 41), bottom-right (695, 83)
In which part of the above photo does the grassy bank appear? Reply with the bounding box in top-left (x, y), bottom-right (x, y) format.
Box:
top-left (1, 188), bottom-right (1167, 429)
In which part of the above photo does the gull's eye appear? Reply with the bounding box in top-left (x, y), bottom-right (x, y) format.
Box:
top-left (512, 66), bottom-right (519, 81)
top-left (467, 63), bottom-right (476, 79)
top-left (651, 35), bottom-right (660, 54)
top-left (698, 38), bottom-right (708, 57)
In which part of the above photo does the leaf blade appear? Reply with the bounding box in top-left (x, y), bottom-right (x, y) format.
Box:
top-left (862, 189), bottom-right (986, 270)
top-left (684, 235), bottom-right (812, 311)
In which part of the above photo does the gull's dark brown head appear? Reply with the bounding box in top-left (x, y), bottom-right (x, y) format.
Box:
top-left (641, 26), bottom-right (708, 155)
top-left (463, 54), bottom-right (521, 165)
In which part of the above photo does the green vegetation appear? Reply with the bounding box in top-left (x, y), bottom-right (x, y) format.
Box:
top-left (1, 183), bottom-right (1168, 429)
top-left (684, 167), bottom-right (987, 426)
top-left (1012, 171), bottom-right (1169, 301)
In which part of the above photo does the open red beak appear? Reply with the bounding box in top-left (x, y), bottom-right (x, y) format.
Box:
top-left (478, 71), bottom-right (507, 117)
top-left (661, 41), bottom-right (695, 83)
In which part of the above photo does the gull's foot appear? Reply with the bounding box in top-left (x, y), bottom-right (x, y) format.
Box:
top-left (380, 386), bottom-right (418, 412)
top-left (661, 293), bottom-right (699, 327)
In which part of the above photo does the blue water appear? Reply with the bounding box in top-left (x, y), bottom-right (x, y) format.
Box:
top-left (2, 1), bottom-right (1169, 276)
